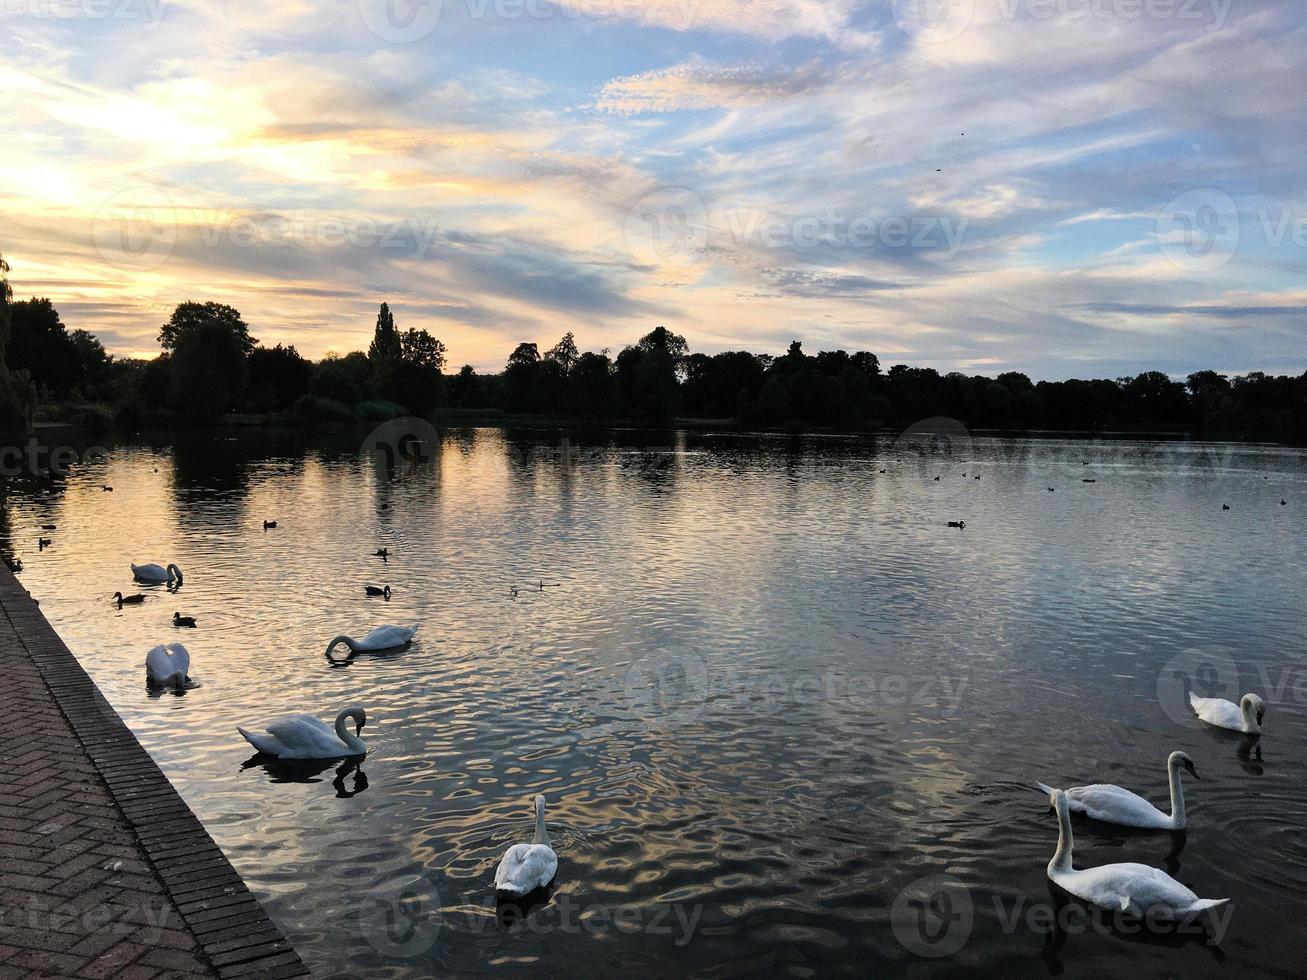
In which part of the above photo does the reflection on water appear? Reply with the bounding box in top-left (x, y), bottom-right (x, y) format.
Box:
top-left (5, 427), bottom-right (1307, 978)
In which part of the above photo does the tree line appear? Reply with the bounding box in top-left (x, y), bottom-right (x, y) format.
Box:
top-left (0, 254), bottom-right (1303, 440)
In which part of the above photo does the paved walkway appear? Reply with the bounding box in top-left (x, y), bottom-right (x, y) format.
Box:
top-left (0, 571), bottom-right (308, 979)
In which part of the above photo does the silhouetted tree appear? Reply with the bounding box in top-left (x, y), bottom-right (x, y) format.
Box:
top-left (159, 302), bottom-right (255, 354)
top-left (248, 343), bottom-right (313, 412)
top-left (170, 316), bottom-right (250, 422)
top-left (504, 342), bottom-right (540, 413)
top-left (7, 297), bottom-right (80, 399)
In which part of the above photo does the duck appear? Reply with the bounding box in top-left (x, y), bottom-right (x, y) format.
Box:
top-left (38, 537), bottom-right (52, 550)
top-left (173, 612), bottom-right (197, 628)
top-left (4, 556), bottom-right (22, 573)
top-left (1046, 790), bottom-right (1227, 920)
top-left (933, 476), bottom-right (941, 481)
top-left (1222, 504), bottom-right (1230, 511)
top-left (146, 643), bottom-right (196, 690)
top-left (364, 585), bottom-right (392, 599)
top-left (947, 521), bottom-right (966, 529)
top-left (494, 795), bottom-right (559, 900)
top-left (375, 548), bottom-right (390, 559)
top-left (263, 520), bottom-right (277, 530)
top-left (238, 707), bottom-right (367, 759)
top-left (1082, 478), bottom-right (1097, 483)
top-left (325, 624), bottom-right (418, 657)
top-left (40, 524), bottom-right (57, 531)
top-left (132, 562), bottom-right (183, 586)
top-left (113, 591), bottom-right (146, 608)
top-left (1048, 487), bottom-right (1056, 492)
top-left (1190, 691), bottom-right (1265, 735)
top-left (1034, 751), bottom-right (1197, 830)
top-left (102, 485), bottom-right (113, 492)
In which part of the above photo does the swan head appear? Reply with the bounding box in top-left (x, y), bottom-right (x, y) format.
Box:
top-left (1050, 788), bottom-right (1068, 815)
top-left (1168, 751), bottom-right (1199, 780)
top-left (168, 563), bottom-right (184, 585)
top-left (344, 706), bottom-right (367, 735)
top-left (114, 592), bottom-right (123, 603)
top-left (1242, 693), bottom-right (1266, 726)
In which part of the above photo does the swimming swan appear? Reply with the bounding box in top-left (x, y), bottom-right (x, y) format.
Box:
top-left (325, 624), bottom-right (418, 657)
top-left (1190, 691), bottom-right (1265, 735)
top-left (238, 707), bottom-right (368, 759)
top-left (1047, 790), bottom-right (1227, 920)
top-left (494, 795), bottom-right (558, 899)
top-left (145, 643), bottom-right (195, 690)
top-left (132, 562), bottom-right (183, 586)
top-left (1035, 751), bottom-right (1197, 830)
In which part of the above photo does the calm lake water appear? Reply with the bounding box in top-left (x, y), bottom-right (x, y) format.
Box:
top-left (3, 426), bottom-right (1306, 978)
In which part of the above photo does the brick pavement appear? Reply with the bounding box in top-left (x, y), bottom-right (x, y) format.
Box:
top-left (0, 571), bottom-right (308, 979)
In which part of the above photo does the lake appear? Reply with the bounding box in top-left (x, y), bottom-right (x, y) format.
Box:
top-left (3, 425), bottom-right (1306, 978)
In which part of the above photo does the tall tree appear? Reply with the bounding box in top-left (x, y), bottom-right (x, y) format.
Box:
top-left (368, 302), bottom-right (401, 364)
top-left (546, 332), bottom-right (580, 374)
top-left (159, 302), bottom-right (256, 354)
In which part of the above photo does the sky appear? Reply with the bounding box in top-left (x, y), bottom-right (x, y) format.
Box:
top-left (1, 0), bottom-right (1304, 379)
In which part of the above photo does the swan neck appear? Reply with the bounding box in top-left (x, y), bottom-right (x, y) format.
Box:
top-left (1049, 801), bottom-right (1073, 875)
top-left (335, 710), bottom-right (364, 752)
top-left (533, 803), bottom-right (549, 846)
top-left (1241, 699), bottom-right (1259, 733)
top-left (1167, 758), bottom-right (1185, 825)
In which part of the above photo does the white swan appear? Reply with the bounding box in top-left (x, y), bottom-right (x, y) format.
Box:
top-left (325, 624), bottom-right (418, 657)
top-left (1034, 751), bottom-right (1197, 830)
top-left (1190, 691), bottom-right (1265, 735)
top-left (145, 643), bottom-right (195, 690)
top-left (238, 707), bottom-right (367, 759)
top-left (1047, 790), bottom-right (1227, 920)
top-left (132, 562), bottom-right (183, 586)
top-left (494, 795), bottom-right (558, 899)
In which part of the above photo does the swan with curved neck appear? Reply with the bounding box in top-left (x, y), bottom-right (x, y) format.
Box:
top-left (1190, 691), bottom-right (1265, 735)
top-left (1047, 790), bottom-right (1227, 919)
top-left (132, 562), bottom-right (184, 586)
top-left (325, 624), bottom-right (418, 658)
top-left (1035, 751), bottom-right (1196, 830)
top-left (494, 795), bottom-right (558, 899)
top-left (238, 707), bottom-right (368, 759)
